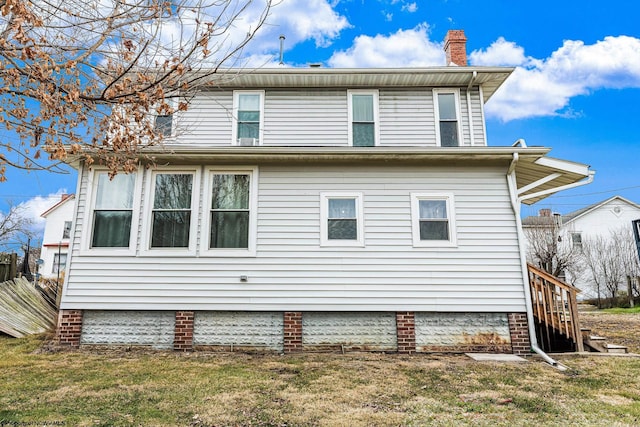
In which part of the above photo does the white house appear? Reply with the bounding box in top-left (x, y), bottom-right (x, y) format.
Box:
top-left (55, 31), bottom-right (594, 354)
top-left (524, 196), bottom-right (640, 295)
top-left (40, 194), bottom-right (75, 280)
top-left (561, 196), bottom-right (640, 247)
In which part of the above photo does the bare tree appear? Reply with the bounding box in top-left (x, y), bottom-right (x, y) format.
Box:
top-left (0, 0), bottom-right (273, 180)
top-left (581, 227), bottom-right (639, 308)
top-left (611, 227), bottom-right (640, 306)
top-left (524, 215), bottom-right (583, 281)
top-left (0, 201), bottom-right (34, 250)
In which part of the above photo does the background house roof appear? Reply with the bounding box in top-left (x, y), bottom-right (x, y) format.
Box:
top-left (561, 196), bottom-right (640, 225)
top-left (40, 194), bottom-right (75, 218)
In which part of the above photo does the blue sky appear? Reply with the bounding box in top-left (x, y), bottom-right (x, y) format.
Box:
top-left (2, 0), bottom-right (640, 239)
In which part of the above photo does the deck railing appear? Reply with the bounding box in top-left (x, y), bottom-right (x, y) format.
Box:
top-left (527, 263), bottom-right (584, 352)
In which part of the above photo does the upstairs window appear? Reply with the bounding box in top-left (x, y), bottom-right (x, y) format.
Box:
top-left (154, 114), bottom-right (173, 137)
top-left (91, 173), bottom-right (136, 248)
top-left (150, 172), bottom-right (194, 248)
top-left (348, 90), bottom-right (378, 147)
top-left (571, 232), bottom-right (583, 252)
top-left (411, 193), bottom-right (457, 247)
top-left (234, 91), bottom-right (264, 145)
top-left (320, 193), bottom-right (364, 246)
top-left (63, 221), bottom-right (72, 239)
top-left (433, 89), bottom-right (461, 147)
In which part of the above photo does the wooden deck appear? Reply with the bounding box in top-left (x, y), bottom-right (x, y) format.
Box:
top-left (528, 263), bottom-right (584, 352)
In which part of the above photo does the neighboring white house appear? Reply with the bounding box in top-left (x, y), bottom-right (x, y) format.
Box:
top-left (55, 31), bottom-right (595, 354)
top-left (40, 194), bottom-right (75, 280)
top-left (561, 196), bottom-right (640, 246)
top-left (523, 196), bottom-right (640, 295)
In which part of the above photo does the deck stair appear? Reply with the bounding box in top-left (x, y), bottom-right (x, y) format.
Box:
top-left (581, 328), bottom-right (629, 354)
top-left (528, 263), bottom-right (583, 353)
top-left (528, 264), bottom-right (631, 354)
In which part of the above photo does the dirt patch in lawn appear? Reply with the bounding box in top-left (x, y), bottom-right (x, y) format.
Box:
top-left (579, 311), bottom-right (640, 353)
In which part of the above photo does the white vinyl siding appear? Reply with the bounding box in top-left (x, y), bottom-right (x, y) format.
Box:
top-left (378, 89), bottom-right (434, 146)
top-left (263, 90), bottom-right (348, 146)
top-left (172, 91), bottom-right (234, 146)
top-left (468, 88), bottom-right (486, 146)
top-left (173, 88), bottom-right (483, 147)
top-left (63, 163), bottom-right (525, 313)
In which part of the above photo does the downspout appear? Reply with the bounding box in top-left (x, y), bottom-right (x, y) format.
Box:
top-left (507, 153), bottom-right (546, 362)
top-left (507, 153), bottom-right (594, 367)
top-left (58, 160), bottom-right (83, 309)
top-left (466, 71), bottom-right (477, 146)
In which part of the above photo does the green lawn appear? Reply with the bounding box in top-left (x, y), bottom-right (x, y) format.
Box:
top-left (602, 306), bottom-right (640, 314)
top-left (2, 334), bottom-right (640, 426)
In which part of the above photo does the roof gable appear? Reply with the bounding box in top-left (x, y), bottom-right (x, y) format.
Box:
top-left (562, 196), bottom-right (640, 225)
top-left (41, 194), bottom-right (75, 218)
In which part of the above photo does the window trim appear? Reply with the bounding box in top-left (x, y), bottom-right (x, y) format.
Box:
top-left (232, 90), bottom-right (265, 146)
top-left (433, 88), bottom-right (463, 147)
top-left (200, 166), bottom-right (259, 257)
top-left (570, 232), bottom-right (583, 251)
top-left (320, 192), bottom-right (365, 247)
top-left (347, 90), bottom-right (379, 147)
top-left (80, 167), bottom-right (142, 256)
top-left (411, 193), bottom-right (457, 247)
top-left (141, 166), bottom-right (201, 256)
top-left (153, 97), bottom-right (178, 139)
top-left (62, 221), bottom-right (72, 239)
top-left (52, 252), bottom-right (68, 274)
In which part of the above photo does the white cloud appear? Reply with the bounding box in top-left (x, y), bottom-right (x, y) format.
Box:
top-left (472, 36), bottom-right (640, 121)
top-left (249, 0), bottom-right (350, 51)
top-left (469, 37), bottom-right (532, 67)
top-left (402, 2), bottom-right (417, 13)
top-left (328, 24), bottom-right (444, 68)
top-left (18, 190), bottom-right (70, 234)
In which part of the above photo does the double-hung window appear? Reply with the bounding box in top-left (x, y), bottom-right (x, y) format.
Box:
top-left (348, 90), bottom-right (378, 147)
top-left (90, 172), bottom-right (136, 248)
top-left (233, 91), bottom-right (264, 145)
top-left (154, 114), bottom-right (173, 137)
top-left (433, 89), bottom-right (462, 147)
top-left (62, 221), bottom-right (72, 239)
top-left (52, 253), bottom-right (67, 274)
top-left (320, 193), bottom-right (364, 246)
top-left (571, 232), bottom-right (583, 252)
top-left (411, 193), bottom-right (456, 247)
top-left (147, 170), bottom-right (198, 251)
top-left (202, 167), bottom-right (257, 256)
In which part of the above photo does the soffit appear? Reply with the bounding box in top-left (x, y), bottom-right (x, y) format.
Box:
top-left (515, 155), bottom-right (592, 205)
top-left (200, 67), bottom-right (514, 102)
top-left (68, 146), bottom-right (591, 205)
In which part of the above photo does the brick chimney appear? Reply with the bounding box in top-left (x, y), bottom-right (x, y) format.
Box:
top-left (444, 30), bottom-right (467, 66)
top-left (539, 209), bottom-right (551, 217)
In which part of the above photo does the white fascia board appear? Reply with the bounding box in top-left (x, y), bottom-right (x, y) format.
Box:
top-left (534, 156), bottom-right (591, 176)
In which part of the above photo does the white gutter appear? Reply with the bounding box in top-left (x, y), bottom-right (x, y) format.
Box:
top-left (466, 71), bottom-right (477, 146)
top-left (520, 171), bottom-right (595, 203)
top-left (506, 152), bottom-right (592, 368)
